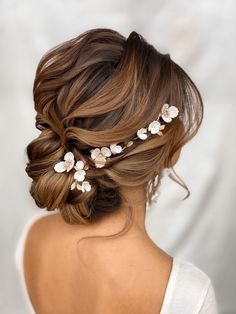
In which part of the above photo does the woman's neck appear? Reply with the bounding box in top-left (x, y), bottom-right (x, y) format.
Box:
top-left (90, 184), bottom-right (149, 237)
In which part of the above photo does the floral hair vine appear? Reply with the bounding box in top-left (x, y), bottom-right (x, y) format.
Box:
top-left (90, 103), bottom-right (179, 168)
top-left (53, 103), bottom-right (178, 193)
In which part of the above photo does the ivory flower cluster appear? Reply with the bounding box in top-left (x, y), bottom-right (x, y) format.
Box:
top-left (90, 103), bottom-right (179, 168)
top-left (53, 104), bottom-right (179, 193)
top-left (54, 152), bottom-right (91, 192)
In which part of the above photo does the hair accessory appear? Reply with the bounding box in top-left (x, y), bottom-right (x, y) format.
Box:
top-left (54, 152), bottom-right (92, 192)
top-left (53, 152), bottom-right (75, 173)
top-left (90, 103), bottom-right (179, 168)
top-left (53, 104), bottom-right (178, 191)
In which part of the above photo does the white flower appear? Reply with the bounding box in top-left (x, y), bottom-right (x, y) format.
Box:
top-left (74, 169), bottom-right (86, 182)
top-left (71, 180), bottom-right (91, 192)
top-left (161, 104), bottom-right (179, 123)
top-left (73, 160), bottom-right (88, 182)
top-left (54, 152), bottom-right (92, 192)
top-left (137, 128), bottom-right (148, 140)
top-left (74, 160), bottom-right (85, 170)
top-left (90, 147), bottom-right (111, 168)
top-left (54, 152), bottom-right (75, 173)
top-left (78, 181), bottom-right (92, 192)
top-left (110, 143), bottom-right (123, 154)
top-left (71, 159), bottom-right (92, 192)
top-left (148, 120), bottom-right (165, 135)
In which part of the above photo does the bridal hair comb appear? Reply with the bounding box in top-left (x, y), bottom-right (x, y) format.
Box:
top-left (53, 103), bottom-right (179, 192)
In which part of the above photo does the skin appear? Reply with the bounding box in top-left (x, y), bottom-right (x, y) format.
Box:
top-left (23, 150), bottom-right (181, 314)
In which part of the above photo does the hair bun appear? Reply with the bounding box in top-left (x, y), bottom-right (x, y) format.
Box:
top-left (26, 28), bottom-right (203, 226)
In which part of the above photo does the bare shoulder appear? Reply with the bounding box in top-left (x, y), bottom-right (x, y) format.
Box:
top-left (25, 213), bottom-right (62, 238)
top-left (30, 212), bottom-right (63, 228)
top-left (23, 213), bottom-right (63, 259)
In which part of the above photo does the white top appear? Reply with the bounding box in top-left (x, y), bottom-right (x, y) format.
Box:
top-left (15, 212), bottom-right (218, 314)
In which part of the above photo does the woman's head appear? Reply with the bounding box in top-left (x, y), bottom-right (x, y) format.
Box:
top-left (26, 28), bottom-right (203, 225)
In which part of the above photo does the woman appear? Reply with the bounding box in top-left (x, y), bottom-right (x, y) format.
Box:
top-left (19, 28), bottom-right (218, 313)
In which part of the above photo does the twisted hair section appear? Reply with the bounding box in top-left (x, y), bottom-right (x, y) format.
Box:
top-left (26, 28), bottom-right (203, 234)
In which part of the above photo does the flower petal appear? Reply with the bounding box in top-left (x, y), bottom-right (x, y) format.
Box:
top-left (110, 143), bottom-right (122, 154)
top-left (95, 159), bottom-right (106, 168)
top-left (83, 181), bottom-right (91, 192)
top-left (139, 134), bottom-right (147, 140)
top-left (150, 128), bottom-right (159, 134)
top-left (148, 121), bottom-right (155, 130)
top-left (74, 160), bottom-right (84, 170)
top-left (77, 183), bottom-right (82, 190)
top-left (137, 128), bottom-right (147, 140)
top-left (101, 147), bottom-right (111, 157)
top-left (78, 182), bottom-right (86, 192)
top-left (110, 143), bottom-right (117, 154)
top-left (70, 181), bottom-right (76, 190)
top-left (91, 148), bottom-right (100, 160)
top-left (162, 116), bottom-right (172, 123)
top-left (84, 164), bottom-right (89, 170)
top-left (54, 161), bottom-right (67, 173)
top-left (66, 161), bottom-right (75, 172)
top-left (116, 145), bottom-right (122, 153)
top-left (168, 106), bottom-right (179, 118)
top-left (110, 143), bottom-right (117, 148)
top-left (148, 121), bottom-right (161, 134)
top-left (162, 103), bottom-right (170, 112)
top-left (74, 169), bottom-right (86, 181)
top-left (64, 152), bottom-right (74, 162)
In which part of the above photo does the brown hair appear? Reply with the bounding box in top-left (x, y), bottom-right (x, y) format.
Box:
top-left (26, 28), bottom-right (203, 237)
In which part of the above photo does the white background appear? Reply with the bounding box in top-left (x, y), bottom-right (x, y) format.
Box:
top-left (0, 0), bottom-right (235, 313)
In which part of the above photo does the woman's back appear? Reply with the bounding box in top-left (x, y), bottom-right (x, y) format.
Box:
top-left (23, 213), bottom-right (173, 314)
top-left (16, 212), bottom-right (218, 314)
